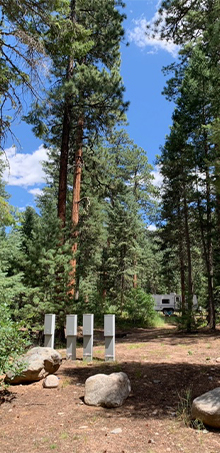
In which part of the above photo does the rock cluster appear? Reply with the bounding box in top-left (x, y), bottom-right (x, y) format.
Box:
top-left (5, 347), bottom-right (62, 385)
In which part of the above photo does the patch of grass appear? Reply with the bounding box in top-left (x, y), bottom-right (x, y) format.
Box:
top-left (177, 388), bottom-right (193, 427)
top-left (135, 369), bottom-right (142, 379)
top-left (113, 363), bottom-right (122, 372)
top-left (61, 378), bottom-right (71, 388)
top-left (60, 432), bottom-right (68, 440)
top-left (71, 435), bottom-right (80, 441)
top-left (50, 444), bottom-right (57, 450)
top-left (188, 350), bottom-right (193, 355)
top-left (151, 313), bottom-right (166, 327)
top-left (127, 343), bottom-right (143, 350)
top-left (41, 437), bottom-right (49, 443)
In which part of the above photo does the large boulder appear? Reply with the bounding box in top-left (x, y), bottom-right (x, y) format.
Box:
top-left (84, 372), bottom-right (131, 408)
top-left (5, 347), bottom-right (62, 385)
top-left (191, 387), bottom-right (220, 428)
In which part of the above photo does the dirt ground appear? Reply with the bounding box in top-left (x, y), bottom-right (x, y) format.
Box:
top-left (1, 323), bottom-right (220, 453)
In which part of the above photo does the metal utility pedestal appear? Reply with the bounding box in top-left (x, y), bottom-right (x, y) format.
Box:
top-left (44, 314), bottom-right (56, 348)
top-left (66, 315), bottom-right (77, 360)
top-left (83, 314), bottom-right (94, 361)
top-left (104, 314), bottom-right (115, 362)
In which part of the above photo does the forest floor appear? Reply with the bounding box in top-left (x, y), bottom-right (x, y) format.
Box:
top-left (1, 321), bottom-right (220, 453)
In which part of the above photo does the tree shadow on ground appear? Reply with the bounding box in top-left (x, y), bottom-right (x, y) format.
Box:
top-left (92, 326), bottom-right (220, 347)
top-left (60, 359), bottom-right (220, 421)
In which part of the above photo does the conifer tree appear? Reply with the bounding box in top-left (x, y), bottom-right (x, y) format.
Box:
top-left (0, 0), bottom-right (66, 143)
top-left (27, 1), bottom-right (128, 296)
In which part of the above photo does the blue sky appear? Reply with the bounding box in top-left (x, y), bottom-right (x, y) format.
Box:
top-left (3, 0), bottom-right (178, 213)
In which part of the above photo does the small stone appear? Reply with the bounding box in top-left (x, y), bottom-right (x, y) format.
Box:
top-left (111, 428), bottom-right (122, 434)
top-left (43, 374), bottom-right (59, 388)
top-left (153, 380), bottom-right (161, 384)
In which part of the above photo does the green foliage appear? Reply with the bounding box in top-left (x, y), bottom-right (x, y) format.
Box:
top-left (0, 302), bottom-right (29, 375)
top-left (123, 288), bottom-right (156, 326)
top-left (177, 387), bottom-right (193, 427)
top-left (0, 0), bottom-right (61, 143)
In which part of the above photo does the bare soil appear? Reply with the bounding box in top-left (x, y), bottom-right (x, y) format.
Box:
top-left (1, 323), bottom-right (220, 453)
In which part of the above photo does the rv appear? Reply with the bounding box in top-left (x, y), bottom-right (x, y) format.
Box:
top-left (152, 293), bottom-right (198, 316)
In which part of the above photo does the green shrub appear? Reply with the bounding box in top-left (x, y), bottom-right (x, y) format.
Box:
top-left (0, 302), bottom-right (30, 376)
top-left (124, 288), bottom-right (156, 326)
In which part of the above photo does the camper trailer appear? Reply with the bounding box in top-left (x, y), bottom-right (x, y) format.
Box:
top-left (152, 293), bottom-right (198, 316)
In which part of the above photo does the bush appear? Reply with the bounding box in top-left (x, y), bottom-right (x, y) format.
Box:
top-left (0, 302), bottom-right (30, 376)
top-left (124, 288), bottom-right (156, 326)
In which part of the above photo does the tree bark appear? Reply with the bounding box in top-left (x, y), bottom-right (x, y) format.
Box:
top-left (177, 202), bottom-right (186, 314)
top-left (69, 115), bottom-right (84, 292)
top-left (183, 183), bottom-right (193, 332)
top-left (57, 0), bottom-right (76, 229)
top-left (57, 87), bottom-right (72, 228)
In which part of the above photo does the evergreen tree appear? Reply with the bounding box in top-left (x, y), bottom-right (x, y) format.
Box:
top-left (0, 0), bottom-right (65, 143)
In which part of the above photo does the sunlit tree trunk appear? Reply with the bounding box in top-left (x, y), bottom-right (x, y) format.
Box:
top-left (70, 115), bottom-right (84, 292)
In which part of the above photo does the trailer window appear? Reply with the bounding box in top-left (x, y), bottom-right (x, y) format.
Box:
top-left (162, 299), bottom-right (170, 304)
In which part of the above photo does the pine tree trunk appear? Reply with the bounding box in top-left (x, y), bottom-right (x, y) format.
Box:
top-left (70, 115), bottom-right (84, 292)
top-left (196, 156), bottom-right (215, 329)
top-left (177, 203), bottom-right (186, 314)
top-left (203, 109), bottom-right (215, 329)
top-left (183, 184), bottom-right (193, 332)
top-left (205, 165), bottom-right (215, 329)
top-left (57, 0), bottom-right (76, 229)
top-left (120, 243), bottom-right (126, 313)
top-left (58, 89), bottom-right (72, 229)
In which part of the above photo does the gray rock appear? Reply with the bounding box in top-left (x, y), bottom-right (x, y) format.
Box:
top-left (5, 347), bottom-right (62, 385)
top-left (43, 374), bottom-right (59, 388)
top-left (84, 372), bottom-right (131, 408)
top-left (191, 387), bottom-right (220, 428)
top-left (111, 428), bottom-right (122, 434)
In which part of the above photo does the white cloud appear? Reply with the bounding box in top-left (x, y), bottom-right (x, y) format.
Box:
top-left (151, 165), bottom-right (163, 188)
top-left (3, 144), bottom-right (49, 187)
top-left (148, 224), bottom-right (157, 231)
top-left (127, 12), bottom-right (180, 57)
top-left (28, 188), bottom-right (44, 197)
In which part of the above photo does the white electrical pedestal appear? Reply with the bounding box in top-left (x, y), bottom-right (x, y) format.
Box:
top-left (66, 315), bottom-right (77, 360)
top-left (44, 314), bottom-right (56, 348)
top-left (83, 314), bottom-right (94, 361)
top-left (104, 314), bottom-right (115, 362)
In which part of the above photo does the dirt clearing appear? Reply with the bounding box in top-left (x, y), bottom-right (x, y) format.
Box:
top-left (1, 324), bottom-right (220, 453)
